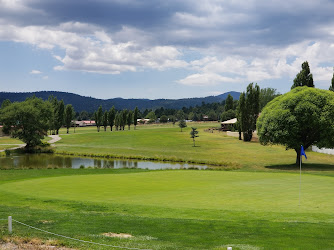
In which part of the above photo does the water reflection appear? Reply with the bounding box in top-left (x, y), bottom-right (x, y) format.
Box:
top-left (0, 154), bottom-right (207, 170)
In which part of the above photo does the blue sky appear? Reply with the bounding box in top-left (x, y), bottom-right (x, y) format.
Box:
top-left (0, 0), bottom-right (334, 99)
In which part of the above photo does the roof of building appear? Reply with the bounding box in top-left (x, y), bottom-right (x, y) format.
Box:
top-left (221, 118), bottom-right (237, 124)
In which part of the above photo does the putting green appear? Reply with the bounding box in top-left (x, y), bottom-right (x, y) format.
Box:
top-left (2, 171), bottom-right (333, 213)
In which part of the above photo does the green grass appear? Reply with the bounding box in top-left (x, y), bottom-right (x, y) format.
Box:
top-left (0, 137), bottom-right (24, 150)
top-left (1, 169), bottom-right (334, 249)
top-left (1, 123), bottom-right (334, 249)
top-left (55, 123), bottom-right (334, 169)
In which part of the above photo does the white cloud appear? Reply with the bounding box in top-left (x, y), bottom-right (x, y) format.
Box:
top-left (30, 70), bottom-right (42, 74)
top-left (177, 73), bottom-right (239, 86)
top-left (0, 22), bottom-right (188, 75)
top-left (42, 76), bottom-right (48, 80)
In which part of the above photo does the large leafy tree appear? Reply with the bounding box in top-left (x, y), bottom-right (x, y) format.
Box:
top-left (0, 97), bottom-right (52, 148)
top-left (108, 106), bottom-right (116, 131)
top-left (64, 104), bottom-right (74, 134)
top-left (291, 61), bottom-right (314, 89)
top-left (259, 88), bottom-right (280, 110)
top-left (257, 87), bottom-right (334, 165)
top-left (237, 83), bottom-right (260, 141)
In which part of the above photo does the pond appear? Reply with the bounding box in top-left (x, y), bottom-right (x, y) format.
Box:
top-left (0, 154), bottom-right (207, 170)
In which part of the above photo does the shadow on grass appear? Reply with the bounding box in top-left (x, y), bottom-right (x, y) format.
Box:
top-left (265, 163), bottom-right (334, 171)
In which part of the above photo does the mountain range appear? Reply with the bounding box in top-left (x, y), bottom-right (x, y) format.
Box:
top-left (0, 91), bottom-right (241, 113)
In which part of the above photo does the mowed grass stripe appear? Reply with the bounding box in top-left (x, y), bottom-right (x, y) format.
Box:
top-left (1, 170), bottom-right (333, 214)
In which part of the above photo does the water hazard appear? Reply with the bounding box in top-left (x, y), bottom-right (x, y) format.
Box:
top-left (0, 154), bottom-right (207, 170)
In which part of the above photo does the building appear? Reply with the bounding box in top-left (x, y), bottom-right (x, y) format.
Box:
top-left (221, 118), bottom-right (237, 131)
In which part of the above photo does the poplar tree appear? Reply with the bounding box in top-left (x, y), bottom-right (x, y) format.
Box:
top-left (64, 104), bottom-right (74, 134)
top-left (127, 110), bottom-right (133, 130)
top-left (103, 111), bottom-right (108, 131)
top-left (54, 100), bottom-right (64, 135)
top-left (121, 109), bottom-right (128, 130)
top-left (237, 83), bottom-right (260, 141)
top-left (94, 105), bottom-right (103, 132)
top-left (133, 107), bottom-right (139, 129)
top-left (115, 112), bottom-right (120, 131)
top-left (108, 106), bottom-right (116, 131)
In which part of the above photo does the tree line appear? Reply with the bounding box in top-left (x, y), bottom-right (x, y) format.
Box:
top-left (93, 105), bottom-right (139, 132)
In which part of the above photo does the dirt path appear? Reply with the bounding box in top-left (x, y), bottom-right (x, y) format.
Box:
top-left (0, 135), bottom-right (62, 152)
top-left (48, 135), bottom-right (62, 145)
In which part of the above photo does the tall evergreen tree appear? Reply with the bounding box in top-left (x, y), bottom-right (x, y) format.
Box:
top-left (133, 107), bottom-right (139, 129)
top-left (94, 105), bottom-right (103, 132)
top-left (178, 119), bottom-right (187, 132)
top-left (121, 109), bottom-right (128, 130)
top-left (115, 112), bottom-right (120, 131)
top-left (330, 67), bottom-right (334, 92)
top-left (224, 94), bottom-right (234, 111)
top-left (291, 61), bottom-right (314, 89)
top-left (54, 100), bottom-right (65, 135)
top-left (108, 106), bottom-right (116, 131)
top-left (237, 83), bottom-right (260, 141)
top-left (103, 111), bottom-right (108, 131)
top-left (127, 110), bottom-right (133, 130)
top-left (64, 104), bottom-right (74, 134)
top-left (190, 127), bottom-right (199, 147)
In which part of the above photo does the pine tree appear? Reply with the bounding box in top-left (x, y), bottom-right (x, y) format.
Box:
top-left (190, 127), bottom-right (199, 147)
top-left (330, 68), bottom-right (334, 92)
top-left (178, 119), bottom-right (187, 132)
top-left (291, 61), bottom-right (314, 89)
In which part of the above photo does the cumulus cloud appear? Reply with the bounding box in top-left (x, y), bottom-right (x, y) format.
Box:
top-left (1, 0), bottom-right (334, 90)
top-left (0, 22), bottom-right (188, 74)
top-left (177, 73), bottom-right (239, 86)
top-left (30, 70), bottom-right (42, 74)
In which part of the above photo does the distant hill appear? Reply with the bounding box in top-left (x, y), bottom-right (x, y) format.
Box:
top-left (0, 91), bottom-right (240, 113)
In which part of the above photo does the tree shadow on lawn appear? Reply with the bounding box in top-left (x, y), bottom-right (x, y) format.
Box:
top-left (265, 163), bottom-right (334, 171)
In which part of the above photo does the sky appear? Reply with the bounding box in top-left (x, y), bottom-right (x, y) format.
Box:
top-left (1, 0), bottom-right (334, 99)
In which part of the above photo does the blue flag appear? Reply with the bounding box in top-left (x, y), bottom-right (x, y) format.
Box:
top-left (301, 145), bottom-right (307, 159)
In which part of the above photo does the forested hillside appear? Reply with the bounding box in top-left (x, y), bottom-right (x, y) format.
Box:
top-left (0, 91), bottom-right (240, 112)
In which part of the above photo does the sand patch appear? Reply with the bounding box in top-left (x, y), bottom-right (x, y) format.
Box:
top-left (0, 237), bottom-right (75, 249)
top-left (102, 232), bottom-right (133, 238)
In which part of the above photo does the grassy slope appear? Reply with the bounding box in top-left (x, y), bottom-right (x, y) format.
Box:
top-left (55, 123), bottom-right (334, 169)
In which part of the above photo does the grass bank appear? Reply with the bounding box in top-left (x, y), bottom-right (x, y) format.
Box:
top-left (54, 123), bottom-right (334, 170)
